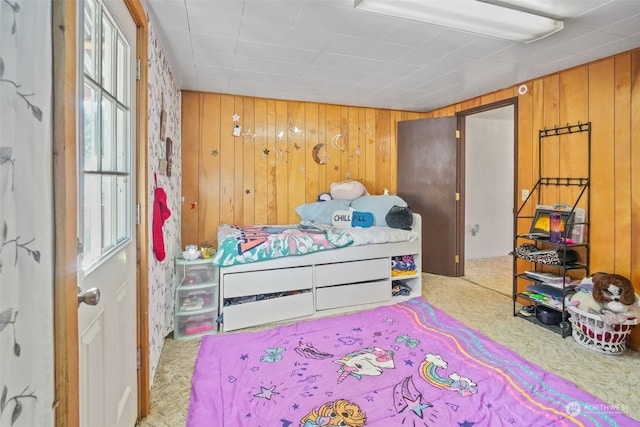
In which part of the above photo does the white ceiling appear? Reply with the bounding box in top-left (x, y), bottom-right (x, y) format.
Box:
top-left (142, 0), bottom-right (640, 112)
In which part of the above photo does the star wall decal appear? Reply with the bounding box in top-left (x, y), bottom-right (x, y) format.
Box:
top-left (334, 165), bottom-right (339, 171)
top-left (232, 113), bottom-right (240, 122)
top-left (245, 189), bottom-right (251, 194)
top-left (242, 129), bottom-right (256, 143)
top-left (262, 148), bottom-right (270, 156)
top-left (210, 149), bottom-right (219, 156)
top-left (294, 142), bottom-right (301, 150)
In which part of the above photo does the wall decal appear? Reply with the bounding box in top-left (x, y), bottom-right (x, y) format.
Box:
top-left (232, 113), bottom-right (240, 122)
top-left (287, 117), bottom-right (303, 134)
top-left (330, 133), bottom-right (346, 151)
top-left (242, 129), bottom-right (256, 143)
top-left (270, 147), bottom-right (284, 165)
top-left (159, 95), bottom-right (167, 141)
top-left (311, 143), bottom-right (329, 165)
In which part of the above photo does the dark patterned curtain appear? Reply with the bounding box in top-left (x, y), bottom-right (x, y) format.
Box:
top-left (0, 1), bottom-right (54, 426)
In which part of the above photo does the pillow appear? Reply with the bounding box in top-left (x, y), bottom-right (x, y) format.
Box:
top-left (385, 205), bottom-right (413, 230)
top-left (295, 200), bottom-right (351, 224)
top-left (331, 210), bottom-right (375, 228)
top-left (330, 180), bottom-right (368, 200)
top-left (350, 195), bottom-right (408, 227)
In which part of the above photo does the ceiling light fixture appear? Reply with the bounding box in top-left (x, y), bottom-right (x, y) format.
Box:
top-left (354, 0), bottom-right (563, 43)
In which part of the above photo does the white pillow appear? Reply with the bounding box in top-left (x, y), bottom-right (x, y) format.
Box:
top-left (330, 180), bottom-right (368, 200)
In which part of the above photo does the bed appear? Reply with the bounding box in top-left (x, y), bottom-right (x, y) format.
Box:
top-left (187, 297), bottom-right (639, 426)
top-left (213, 212), bottom-right (422, 332)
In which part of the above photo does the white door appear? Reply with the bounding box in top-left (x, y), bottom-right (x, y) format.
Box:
top-left (77, 0), bottom-right (138, 426)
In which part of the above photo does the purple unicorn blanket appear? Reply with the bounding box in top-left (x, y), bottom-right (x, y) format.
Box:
top-left (187, 297), bottom-right (637, 426)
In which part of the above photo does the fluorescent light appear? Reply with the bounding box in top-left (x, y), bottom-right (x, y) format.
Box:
top-left (354, 0), bottom-right (564, 43)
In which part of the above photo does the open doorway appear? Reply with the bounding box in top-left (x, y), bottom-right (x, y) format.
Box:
top-left (464, 105), bottom-right (514, 261)
top-left (458, 101), bottom-right (516, 296)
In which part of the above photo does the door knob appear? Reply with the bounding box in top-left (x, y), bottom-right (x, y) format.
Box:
top-left (77, 286), bottom-right (101, 307)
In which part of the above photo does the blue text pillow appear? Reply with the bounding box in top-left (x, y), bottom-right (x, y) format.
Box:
top-left (295, 200), bottom-right (351, 224)
top-left (350, 195), bottom-right (408, 227)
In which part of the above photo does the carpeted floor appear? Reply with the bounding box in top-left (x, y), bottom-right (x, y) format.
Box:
top-left (136, 257), bottom-right (640, 426)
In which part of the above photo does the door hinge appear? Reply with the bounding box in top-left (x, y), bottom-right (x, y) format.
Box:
top-left (455, 192), bottom-right (460, 201)
top-left (455, 255), bottom-right (460, 264)
top-left (455, 129), bottom-right (460, 139)
top-left (136, 203), bottom-right (140, 225)
top-left (137, 347), bottom-right (141, 369)
top-left (136, 58), bottom-right (141, 81)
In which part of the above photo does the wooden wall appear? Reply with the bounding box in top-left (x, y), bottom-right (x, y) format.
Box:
top-left (426, 48), bottom-right (640, 349)
top-left (181, 94), bottom-right (425, 245)
top-left (181, 47), bottom-right (640, 349)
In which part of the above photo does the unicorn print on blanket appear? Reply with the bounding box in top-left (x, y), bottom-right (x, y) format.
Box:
top-left (334, 347), bottom-right (395, 383)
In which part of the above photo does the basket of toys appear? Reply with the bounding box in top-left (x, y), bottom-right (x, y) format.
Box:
top-left (567, 305), bottom-right (637, 355)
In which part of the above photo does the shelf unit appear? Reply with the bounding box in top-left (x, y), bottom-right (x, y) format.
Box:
top-left (512, 122), bottom-right (591, 337)
top-left (174, 257), bottom-right (219, 339)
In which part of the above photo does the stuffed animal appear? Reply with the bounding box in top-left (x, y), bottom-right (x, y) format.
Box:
top-left (569, 289), bottom-right (604, 314)
top-left (591, 272), bottom-right (640, 316)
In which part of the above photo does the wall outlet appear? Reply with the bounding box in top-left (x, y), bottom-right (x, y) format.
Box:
top-left (521, 189), bottom-right (530, 201)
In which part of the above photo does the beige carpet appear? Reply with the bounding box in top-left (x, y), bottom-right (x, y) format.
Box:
top-left (137, 257), bottom-right (640, 426)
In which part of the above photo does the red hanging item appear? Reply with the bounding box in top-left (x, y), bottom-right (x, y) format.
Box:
top-left (152, 173), bottom-right (171, 261)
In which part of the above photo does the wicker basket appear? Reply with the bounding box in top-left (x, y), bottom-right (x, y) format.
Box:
top-left (568, 306), bottom-right (638, 355)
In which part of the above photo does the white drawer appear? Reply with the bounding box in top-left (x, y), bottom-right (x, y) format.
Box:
top-left (223, 266), bottom-right (313, 298)
top-left (222, 291), bottom-right (314, 331)
top-left (315, 258), bottom-right (389, 288)
top-left (316, 280), bottom-right (390, 310)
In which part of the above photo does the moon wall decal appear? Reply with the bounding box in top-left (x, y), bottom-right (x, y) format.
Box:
top-left (312, 143), bottom-right (329, 165)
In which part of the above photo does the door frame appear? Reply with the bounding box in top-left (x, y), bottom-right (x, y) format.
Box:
top-left (456, 97), bottom-right (519, 274)
top-left (52, 1), bottom-right (150, 425)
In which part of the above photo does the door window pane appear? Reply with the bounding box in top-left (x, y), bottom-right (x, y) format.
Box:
top-left (116, 105), bottom-right (128, 172)
top-left (83, 83), bottom-right (99, 171)
top-left (116, 35), bottom-right (128, 103)
top-left (102, 15), bottom-right (115, 95)
top-left (81, 0), bottom-right (132, 270)
top-left (83, 174), bottom-right (101, 265)
top-left (102, 175), bottom-right (115, 250)
top-left (83, 0), bottom-right (98, 79)
top-left (101, 95), bottom-right (115, 171)
top-left (116, 176), bottom-right (129, 242)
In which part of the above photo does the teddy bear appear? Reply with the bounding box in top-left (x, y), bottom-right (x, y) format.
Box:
top-left (591, 272), bottom-right (639, 316)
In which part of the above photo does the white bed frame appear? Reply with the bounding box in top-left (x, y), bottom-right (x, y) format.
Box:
top-left (217, 214), bottom-right (422, 332)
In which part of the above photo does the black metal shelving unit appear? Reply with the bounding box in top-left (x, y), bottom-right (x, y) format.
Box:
top-left (512, 122), bottom-right (591, 338)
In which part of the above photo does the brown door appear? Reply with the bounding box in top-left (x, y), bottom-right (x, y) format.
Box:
top-left (397, 117), bottom-right (461, 276)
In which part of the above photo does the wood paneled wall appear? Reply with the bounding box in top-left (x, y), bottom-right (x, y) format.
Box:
top-left (181, 93), bottom-right (425, 245)
top-left (181, 48), bottom-right (640, 349)
top-left (426, 49), bottom-right (640, 349)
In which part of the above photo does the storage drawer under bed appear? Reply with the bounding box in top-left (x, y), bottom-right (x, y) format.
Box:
top-left (316, 279), bottom-right (390, 311)
top-left (315, 258), bottom-right (389, 288)
top-left (222, 266), bottom-right (313, 298)
top-left (221, 291), bottom-right (314, 331)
